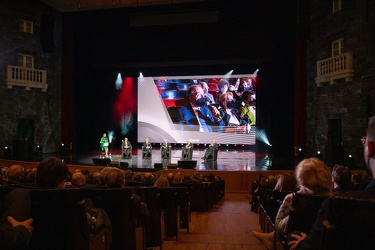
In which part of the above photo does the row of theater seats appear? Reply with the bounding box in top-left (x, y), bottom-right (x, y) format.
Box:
top-left (0, 180), bottom-right (225, 250)
top-left (254, 188), bottom-right (375, 250)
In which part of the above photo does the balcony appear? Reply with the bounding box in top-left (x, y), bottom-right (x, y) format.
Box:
top-left (315, 51), bottom-right (354, 87)
top-left (5, 65), bottom-right (48, 92)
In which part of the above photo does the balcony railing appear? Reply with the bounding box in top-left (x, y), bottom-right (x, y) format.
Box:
top-left (5, 65), bottom-right (48, 92)
top-left (315, 51), bottom-right (354, 87)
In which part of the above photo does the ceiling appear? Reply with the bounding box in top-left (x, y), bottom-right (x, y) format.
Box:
top-left (38, 0), bottom-right (213, 12)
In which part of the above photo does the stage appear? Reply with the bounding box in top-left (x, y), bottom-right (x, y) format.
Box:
top-left (59, 146), bottom-right (272, 171)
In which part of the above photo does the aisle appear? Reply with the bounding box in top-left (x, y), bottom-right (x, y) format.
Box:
top-left (162, 193), bottom-right (266, 250)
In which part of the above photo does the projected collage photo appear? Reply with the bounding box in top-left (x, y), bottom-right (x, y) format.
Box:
top-left (138, 74), bottom-right (257, 146)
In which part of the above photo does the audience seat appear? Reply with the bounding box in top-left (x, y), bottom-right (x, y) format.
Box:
top-left (320, 192), bottom-right (375, 250)
top-left (79, 188), bottom-right (137, 250)
top-left (28, 188), bottom-right (109, 250)
top-left (275, 193), bottom-right (329, 250)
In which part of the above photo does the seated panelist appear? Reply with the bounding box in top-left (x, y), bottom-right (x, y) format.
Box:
top-left (181, 139), bottom-right (193, 160)
top-left (160, 139), bottom-right (171, 159)
top-left (142, 137), bottom-right (152, 158)
top-left (121, 137), bottom-right (132, 159)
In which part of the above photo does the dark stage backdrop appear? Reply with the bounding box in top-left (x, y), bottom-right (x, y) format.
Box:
top-left (68, 0), bottom-right (297, 168)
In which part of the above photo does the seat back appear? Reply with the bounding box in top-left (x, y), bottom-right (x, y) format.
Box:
top-left (159, 187), bottom-right (180, 239)
top-left (29, 188), bottom-right (90, 250)
top-left (79, 188), bottom-right (136, 250)
top-left (321, 192), bottom-right (375, 250)
top-left (131, 186), bottom-right (162, 248)
top-left (288, 193), bottom-right (329, 234)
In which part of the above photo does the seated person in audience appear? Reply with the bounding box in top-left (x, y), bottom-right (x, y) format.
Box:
top-left (143, 172), bottom-right (155, 184)
top-left (274, 173), bottom-right (297, 192)
top-left (0, 188), bottom-right (33, 249)
top-left (36, 156), bottom-right (112, 238)
top-left (218, 92), bottom-right (247, 133)
top-left (86, 171), bottom-right (101, 185)
top-left (208, 173), bottom-right (218, 182)
top-left (240, 90), bottom-right (256, 133)
top-left (200, 81), bottom-right (215, 104)
top-left (71, 171), bottom-right (86, 188)
top-left (23, 168), bottom-right (37, 185)
top-left (153, 176), bottom-right (170, 189)
top-left (181, 139), bottom-right (193, 160)
top-left (287, 116), bottom-right (375, 250)
top-left (104, 169), bottom-right (126, 188)
top-left (253, 158), bottom-right (332, 250)
top-left (4, 165), bottom-right (25, 185)
top-left (142, 137), bottom-right (152, 158)
top-left (191, 172), bottom-right (202, 183)
top-left (331, 164), bottom-right (352, 193)
top-left (172, 174), bottom-right (183, 184)
top-left (178, 85), bottom-right (222, 132)
top-left (167, 173), bottom-right (175, 183)
top-left (121, 137), bottom-right (132, 158)
top-left (201, 139), bottom-right (218, 160)
top-left (98, 167), bottom-right (115, 187)
top-left (160, 139), bottom-right (171, 159)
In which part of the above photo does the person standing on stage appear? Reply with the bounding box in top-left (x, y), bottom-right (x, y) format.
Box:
top-left (181, 139), bottom-right (193, 160)
top-left (122, 137), bottom-right (132, 158)
top-left (201, 139), bottom-right (218, 160)
top-left (100, 133), bottom-right (109, 158)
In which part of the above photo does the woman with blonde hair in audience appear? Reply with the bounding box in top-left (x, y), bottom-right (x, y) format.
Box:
top-left (253, 158), bottom-right (332, 250)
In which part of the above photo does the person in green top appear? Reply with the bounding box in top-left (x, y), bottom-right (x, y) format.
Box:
top-left (100, 133), bottom-right (109, 158)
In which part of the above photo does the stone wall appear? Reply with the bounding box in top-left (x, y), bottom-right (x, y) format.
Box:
top-left (0, 0), bottom-right (62, 158)
top-left (306, 0), bottom-right (375, 168)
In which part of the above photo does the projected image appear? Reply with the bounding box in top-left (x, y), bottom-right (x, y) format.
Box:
top-left (138, 74), bottom-right (257, 145)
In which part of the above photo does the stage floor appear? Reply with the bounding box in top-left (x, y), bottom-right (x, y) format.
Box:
top-left (58, 147), bottom-right (272, 171)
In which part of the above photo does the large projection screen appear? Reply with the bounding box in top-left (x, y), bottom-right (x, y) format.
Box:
top-left (138, 74), bottom-right (257, 145)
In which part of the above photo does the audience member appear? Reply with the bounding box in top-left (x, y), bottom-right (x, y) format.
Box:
top-left (200, 81), bottom-right (215, 104)
top-left (0, 188), bottom-right (33, 249)
top-left (331, 164), bottom-right (352, 192)
top-left (253, 158), bottom-right (332, 250)
top-left (86, 171), bottom-right (101, 185)
top-left (36, 157), bottom-right (70, 189)
top-left (133, 173), bottom-right (142, 183)
top-left (153, 176), bottom-right (170, 189)
top-left (104, 169), bottom-right (126, 188)
top-left (172, 174), bottom-right (183, 183)
top-left (23, 168), bottom-right (37, 185)
top-left (274, 173), bottom-right (297, 192)
top-left (287, 116), bottom-right (375, 250)
top-left (178, 84), bottom-right (222, 132)
top-left (98, 167), bottom-right (114, 186)
top-left (191, 172), bottom-right (202, 183)
top-left (5, 165), bottom-right (25, 185)
top-left (71, 171), bottom-right (86, 188)
top-left (35, 157), bottom-right (113, 240)
top-left (167, 173), bottom-right (174, 183)
top-left (218, 92), bottom-right (246, 133)
top-left (217, 79), bottom-right (230, 102)
top-left (143, 172), bottom-right (154, 183)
